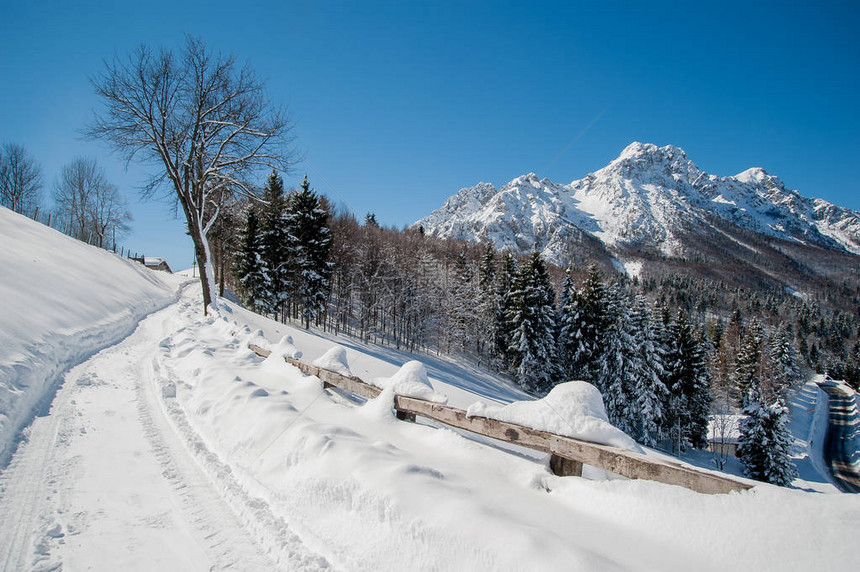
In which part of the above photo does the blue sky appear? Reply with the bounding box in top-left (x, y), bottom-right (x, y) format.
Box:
top-left (2, 0), bottom-right (858, 270)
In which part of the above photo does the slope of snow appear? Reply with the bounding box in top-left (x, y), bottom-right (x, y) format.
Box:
top-left (0, 288), bottom-right (290, 571)
top-left (1, 203), bottom-right (859, 569)
top-left (152, 290), bottom-right (859, 570)
top-left (0, 207), bottom-right (179, 465)
top-left (416, 142), bottom-right (860, 262)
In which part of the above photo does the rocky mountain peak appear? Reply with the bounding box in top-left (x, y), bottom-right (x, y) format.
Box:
top-left (416, 143), bottom-right (860, 264)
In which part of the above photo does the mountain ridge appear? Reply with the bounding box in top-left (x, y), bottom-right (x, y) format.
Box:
top-left (416, 142), bottom-right (860, 268)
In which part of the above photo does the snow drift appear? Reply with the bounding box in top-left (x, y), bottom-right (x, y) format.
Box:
top-left (150, 293), bottom-right (860, 570)
top-left (467, 381), bottom-right (642, 452)
top-left (0, 207), bottom-right (178, 465)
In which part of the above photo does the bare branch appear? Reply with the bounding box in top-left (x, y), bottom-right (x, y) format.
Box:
top-left (87, 36), bottom-right (297, 313)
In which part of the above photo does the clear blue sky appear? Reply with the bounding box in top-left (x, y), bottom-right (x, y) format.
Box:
top-left (2, 0), bottom-right (858, 270)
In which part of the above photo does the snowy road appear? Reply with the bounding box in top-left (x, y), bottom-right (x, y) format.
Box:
top-left (817, 382), bottom-right (860, 493)
top-left (0, 289), bottom-right (322, 571)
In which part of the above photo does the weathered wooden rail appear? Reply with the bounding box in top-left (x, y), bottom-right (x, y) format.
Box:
top-left (249, 343), bottom-right (752, 494)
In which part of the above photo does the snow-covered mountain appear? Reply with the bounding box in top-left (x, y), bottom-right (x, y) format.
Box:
top-left (416, 142), bottom-right (860, 266)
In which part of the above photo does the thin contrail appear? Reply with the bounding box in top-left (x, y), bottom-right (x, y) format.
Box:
top-left (303, 159), bottom-right (358, 217)
top-left (540, 108), bottom-right (607, 177)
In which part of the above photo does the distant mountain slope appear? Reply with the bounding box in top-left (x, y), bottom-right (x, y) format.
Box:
top-left (416, 143), bottom-right (860, 267)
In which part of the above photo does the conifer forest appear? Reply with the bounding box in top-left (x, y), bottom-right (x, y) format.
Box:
top-left (222, 173), bottom-right (858, 486)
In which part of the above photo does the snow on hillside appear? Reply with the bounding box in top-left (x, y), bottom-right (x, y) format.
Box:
top-left (1, 204), bottom-right (859, 569)
top-left (416, 142), bottom-right (860, 262)
top-left (0, 206), bottom-right (179, 465)
top-left (152, 290), bottom-right (859, 570)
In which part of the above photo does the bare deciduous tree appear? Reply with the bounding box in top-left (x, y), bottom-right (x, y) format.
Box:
top-left (90, 177), bottom-right (133, 249)
top-left (87, 36), bottom-right (295, 314)
top-left (0, 143), bottom-right (43, 215)
top-left (54, 157), bottom-right (131, 248)
top-left (55, 157), bottom-right (101, 241)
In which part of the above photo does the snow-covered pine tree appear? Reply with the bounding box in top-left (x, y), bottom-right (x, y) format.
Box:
top-left (663, 311), bottom-right (712, 453)
top-left (630, 296), bottom-right (668, 446)
top-left (767, 324), bottom-right (801, 399)
top-left (476, 243), bottom-right (497, 362)
top-left (259, 170), bottom-right (292, 319)
top-left (689, 326), bottom-right (714, 448)
top-left (492, 252), bottom-right (518, 372)
top-left (567, 265), bottom-right (609, 382)
top-left (449, 250), bottom-right (477, 354)
top-left (737, 380), bottom-right (797, 486)
top-left (409, 251), bottom-right (442, 352)
top-left (595, 283), bottom-right (639, 435)
top-left (478, 242), bottom-right (496, 294)
top-left (233, 206), bottom-right (267, 311)
top-left (734, 321), bottom-right (765, 407)
top-left (555, 269), bottom-right (577, 379)
top-left (507, 251), bottom-right (558, 393)
top-left (287, 175), bottom-right (333, 329)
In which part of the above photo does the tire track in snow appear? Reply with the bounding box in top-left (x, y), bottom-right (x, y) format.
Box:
top-left (148, 295), bottom-right (331, 570)
top-left (135, 347), bottom-right (280, 570)
top-left (0, 289), bottom-right (322, 570)
top-left (0, 383), bottom-right (72, 571)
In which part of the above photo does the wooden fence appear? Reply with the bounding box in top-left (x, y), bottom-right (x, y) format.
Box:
top-left (249, 344), bottom-right (752, 495)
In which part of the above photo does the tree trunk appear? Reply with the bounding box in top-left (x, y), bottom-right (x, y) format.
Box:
top-left (187, 220), bottom-right (214, 315)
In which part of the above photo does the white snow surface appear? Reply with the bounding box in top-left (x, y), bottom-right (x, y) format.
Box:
top-left (0, 207), bottom-right (178, 465)
top-left (266, 334), bottom-right (303, 361)
top-left (468, 381), bottom-right (642, 452)
top-left (1, 204), bottom-right (859, 570)
top-left (312, 345), bottom-right (352, 376)
top-left (416, 142), bottom-right (860, 262)
top-left (370, 360), bottom-right (448, 404)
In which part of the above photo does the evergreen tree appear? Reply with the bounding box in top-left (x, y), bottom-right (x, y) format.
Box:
top-left (233, 206), bottom-right (267, 310)
top-left (449, 250), bottom-right (477, 354)
top-left (508, 251), bottom-right (558, 393)
top-left (737, 381), bottom-right (798, 486)
top-left (734, 321), bottom-right (765, 406)
top-left (259, 170), bottom-right (292, 318)
top-left (556, 269), bottom-right (577, 379)
top-left (476, 243), bottom-right (497, 363)
top-left (663, 311), bottom-right (712, 452)
top-left (767, 325), bottom-right (801, 398)
top-left (595, 284), bottom-right (639, 434)
top-left (566, 265), bottom-right (609, 382)
top-left (478, 242), bottom-right (496, 294)
top-left (630, 296), bottom-right (668, 446)
top-left (492, 252), bottom-right (518, 371)
top-left (287, 175), bottom-right (333, 329)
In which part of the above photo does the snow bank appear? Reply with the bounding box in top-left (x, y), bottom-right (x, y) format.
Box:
top-left (312, 345), bottom-right (352, 377)
top-left (264, 335), bottom-right (302, 362)
top-left (467, 381), bottom-right (642, 452)
top-left (0, 207), bottom-right (178, 465)
top-left (372, 361), bottom-right (447, 404)
top-left (149, 291), bottom-right (860, 571)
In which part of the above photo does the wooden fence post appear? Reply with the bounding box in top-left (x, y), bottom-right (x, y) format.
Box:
top-left (549, 454), bottom-right (583, 477)
top-left (246, 343), bottom-right (751, 494)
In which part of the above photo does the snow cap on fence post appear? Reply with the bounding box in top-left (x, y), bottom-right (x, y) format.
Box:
top-left (376, 361), bottom-right (448, 404)
top-left (313, 345), bottom-right (353, 377)
top-left (265, 335), bottom-right (302, 362)
top-left (467, 381), bottom-right (642, 452)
